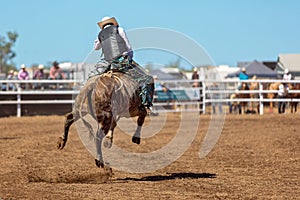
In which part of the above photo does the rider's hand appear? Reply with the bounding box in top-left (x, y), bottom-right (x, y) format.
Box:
top-left (127, 51), bottom-right (134, 59)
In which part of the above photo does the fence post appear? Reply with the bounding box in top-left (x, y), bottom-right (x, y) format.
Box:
top-left (17, 86), bottom-right (21, 117)
top-left (202, 81), bottom-right (206, 114)
top-left (259, 83), bottom-right (264, 115)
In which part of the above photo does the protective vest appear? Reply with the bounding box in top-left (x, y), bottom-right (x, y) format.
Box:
top-left (98, 25), bottom-right (128, 61)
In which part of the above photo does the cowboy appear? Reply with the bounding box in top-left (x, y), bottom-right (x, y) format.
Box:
top-left (239, 67), bottom-right (249, 80)
top-left (4, 70), bottom-right (17, 91)
top-left (91, 16), bottom-right (154, 114)
top-left (49, 61), bottom-right (66, 80)
top-left (238, 67), bottom-right (249, 90)
top-left (192, 67), bottom-right (199, 87)
top-left (93, 16), bottom-right (133, 63)
top-left (33, 64), bottom-right (45, 89)
top-left (283, 68), bottom-right (292, 89)
top-left (18, 64), bottom-right (29, 80)
top-left (283, 68), bottom-right (292, 81)
top-left (33, 64), bottom-right (45, 80)
top-left (278, 83), bottom-right (287, 114)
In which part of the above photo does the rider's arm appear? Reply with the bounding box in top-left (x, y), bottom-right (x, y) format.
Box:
top-left (94, 38), bottom-right (101, 50)
top-left (118, 27), bottom-right (133, 58)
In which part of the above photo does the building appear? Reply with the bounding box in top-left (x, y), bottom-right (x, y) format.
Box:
top-left (275, 54), bottom-right (300, 79)
top-left (227, 60), bottom-right (279, 79)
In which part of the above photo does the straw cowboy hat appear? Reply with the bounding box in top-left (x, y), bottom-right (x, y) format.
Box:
top-left (21, 64), bottom-right (26, 69)
top-left (97, 16), bottom-right (118, 29)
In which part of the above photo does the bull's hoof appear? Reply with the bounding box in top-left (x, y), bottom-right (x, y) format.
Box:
top-left (132, 136), bottom-right (140, 144)
top-left (95, 159), bottom-right (104, 168)
top-left (103, 165), bottom-right (113, 175)
top-left (57, 137), bottom-right (66, 150)
top-left (103, 137), bottom-right (112, 148)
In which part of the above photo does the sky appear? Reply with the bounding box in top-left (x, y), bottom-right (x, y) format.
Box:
top-left (1, 0), bottom-right (300, 70)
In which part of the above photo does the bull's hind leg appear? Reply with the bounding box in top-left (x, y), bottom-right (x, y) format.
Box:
top-left (103, 118), bottom-right (117, 148)
top-left (95, 113), bottom-right (115, 168)
top-left (95, 128), bottom-right (105, 168)
top-left (132, 110), bottom-right (147, 144)
top-left (57, 112), bottom-right (74, 150)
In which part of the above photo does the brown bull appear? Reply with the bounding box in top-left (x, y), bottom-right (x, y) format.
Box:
top-left (57, 71), bottom-right (152, 169)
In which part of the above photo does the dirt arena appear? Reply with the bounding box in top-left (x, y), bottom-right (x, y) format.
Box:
top-left (0, 112), bottom-right (299, 199)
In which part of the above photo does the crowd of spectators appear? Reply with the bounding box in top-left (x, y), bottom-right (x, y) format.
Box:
top-left (2, 61), bottom-right (67, 91)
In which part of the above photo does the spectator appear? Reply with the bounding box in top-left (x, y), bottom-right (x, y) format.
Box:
top-left (7, 69), bottom-right (14, 80)
top-left (192, 67), bottom-right (199, 87)
top-left (154, 75), bottom-right (165, 91)
top-left (18, 64), bottom-right (29, 80)
top-left (278, 83), bottom-right (287, 114)
top-left (237, 67), bottom-right (250, 111)
top-left (33, 64), bottom-right (45, 80)
top-left (283, 68), bottom-right (292, 89)
top-left (2, 70), bottom-right (17, 91)
top-left (33, 64), bottom-right (45, 89)
top-left (49, 61), bottom-right (66, 80)
top-left (210, 82), bottom-right (223, 114)
top-left (239, 67), bottom-right (249, 80)
top-left (283, 68), bottom-right (292, 81)
top-left (229, 93), bottom-right (241, 114)
top-left (17, 64), bottom-right (29, 89)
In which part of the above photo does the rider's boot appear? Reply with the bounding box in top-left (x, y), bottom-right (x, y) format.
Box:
top-left (140, 87), bottom-right (157, 116)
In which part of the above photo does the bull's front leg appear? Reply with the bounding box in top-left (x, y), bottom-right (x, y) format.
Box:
top-left (57, 112), bottom-right (74, 150)
top-left (132, 110), bottom-right (147, 144)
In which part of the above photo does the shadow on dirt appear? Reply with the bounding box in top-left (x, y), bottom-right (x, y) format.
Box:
top-left (0, 137), bottom-right (20, 140)
top-left (116, 172), bottom-right (216, 182)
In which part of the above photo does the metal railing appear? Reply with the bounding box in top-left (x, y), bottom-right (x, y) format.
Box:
top-left (1, 79), bottom-right (300, 117)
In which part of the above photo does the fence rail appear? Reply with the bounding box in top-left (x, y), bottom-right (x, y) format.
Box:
top-left (1, 79), bottom-right (300, 117)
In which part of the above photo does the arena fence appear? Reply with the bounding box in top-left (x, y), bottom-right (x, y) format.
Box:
top-left (0, 79), bottom-right (300, 117)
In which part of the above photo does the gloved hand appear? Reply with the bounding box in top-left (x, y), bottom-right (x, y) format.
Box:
top-left (127, 51), bottom-right (134, 60)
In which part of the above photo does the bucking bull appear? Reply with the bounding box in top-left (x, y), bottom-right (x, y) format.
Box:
top-left (57, 70), bottom-right (153, 169)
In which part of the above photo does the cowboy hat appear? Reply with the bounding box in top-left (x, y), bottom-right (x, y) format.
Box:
top-left (284, 68), bottom-right (289, 74)
top-left (38, 64), bottom-right (44, 69)
top-left (53, 61), bottom-right (59, 67)
top-left (97, 16), bottom-right (118, 29)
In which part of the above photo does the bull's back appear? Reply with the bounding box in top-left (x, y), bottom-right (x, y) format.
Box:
top-left (95, 72), bottom-right (142, 118)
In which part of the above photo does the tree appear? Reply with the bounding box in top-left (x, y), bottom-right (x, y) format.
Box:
top-left (165, 57), bottom-right (184, 70)
top-left (0, 31), bottom-right (18, 73)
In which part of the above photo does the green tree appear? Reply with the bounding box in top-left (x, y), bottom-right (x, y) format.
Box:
top-left (0, 31), bottom-right (18, 73)
top-left (165, 58), bottom-right (186, 70)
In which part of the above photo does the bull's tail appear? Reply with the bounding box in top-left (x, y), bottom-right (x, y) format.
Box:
top-left (75, 76), bottom-right (99, 141)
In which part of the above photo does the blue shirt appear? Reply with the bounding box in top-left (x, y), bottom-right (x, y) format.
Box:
top-left (239, 72), bottom-right (249, 80)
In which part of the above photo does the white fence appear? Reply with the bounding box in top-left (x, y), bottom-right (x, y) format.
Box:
top-left (1, 79), bottom-right (300, 117)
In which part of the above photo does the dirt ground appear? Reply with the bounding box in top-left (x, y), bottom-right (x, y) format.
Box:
top-left (0, 112), bottom-right (299, 200)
